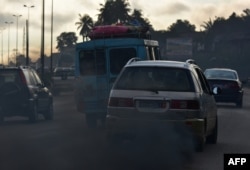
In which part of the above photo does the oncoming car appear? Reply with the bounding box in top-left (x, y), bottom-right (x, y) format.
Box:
top-left (204, 68), bottom-right (244, 107)
top-left (106, 59), bottom-right (219, 152)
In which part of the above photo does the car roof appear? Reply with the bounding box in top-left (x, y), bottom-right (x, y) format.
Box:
top-left (125, 59), bottom-right (196, 70)
top-left (204, 68), bottom-right (237, 72)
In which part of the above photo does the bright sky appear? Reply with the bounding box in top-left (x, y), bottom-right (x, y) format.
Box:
top-left (0, 0), bottom-right (249, 64)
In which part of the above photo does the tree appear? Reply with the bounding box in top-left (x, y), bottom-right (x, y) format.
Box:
top-left (130, 9), bottom-right (153, 29)
top-left (201, 18), bottom-right (214, 33)
top-left (97, 0), bottom-right (131, 25)
top-left (167, 19), bottom-right (196, 35)
top-left (75, 14), bottom-right (94, 41)
top-left (242, 8), bottom-right (250, 17)
top-left (56, 32), bottom-right (77, 52)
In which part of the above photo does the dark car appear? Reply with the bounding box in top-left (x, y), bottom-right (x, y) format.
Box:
top-left (0, 66), bottom-right (53, 124)
top-left (204, 68), bottom-right (244, 107)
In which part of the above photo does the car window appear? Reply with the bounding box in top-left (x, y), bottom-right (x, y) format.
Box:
top-left (23, 70), bottom-right (36, 85)
top-left (194, 68), bottom-right (211, 94)
top-left (114, 67), bottom-right (194, 92)
top-left (204, 69), bottom-right (237, 79)
top-left (79, 49), bottom-right (106, 76)
top-left (31, 70), bottom-right (43, 85)
top-left (0, 70), bottom-right (20, 85)
top-left (0, 73), bottom-right (14, 83)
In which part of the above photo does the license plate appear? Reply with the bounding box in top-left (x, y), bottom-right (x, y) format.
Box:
top-left (138, 100), bottom-right (165, 108)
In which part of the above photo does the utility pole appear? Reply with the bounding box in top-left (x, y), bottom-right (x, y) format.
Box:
top-left (5, 22), bottom-right (13, 66)
top-left (13, 14), bottom-right (22, 66)
top-left (0, 28), bottom-right (5, 65)
top-left (41, 0), bottom-right (45, 79)
top-left (50, 0), bottom-right (54, 73)
top-left (24, 4), bottom-right (35, 66)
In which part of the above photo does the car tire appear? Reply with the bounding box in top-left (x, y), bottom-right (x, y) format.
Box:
top-left (44, 102), bottom-right (54, 120)
top-left (206, 117), bottom-right (218, 144)
top-left (29, 103), bottom-right (38, 123)
top-left (86, 114), bottom-right (97, 128)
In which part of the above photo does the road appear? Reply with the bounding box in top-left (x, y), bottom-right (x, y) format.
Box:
top-left (189, 87), bottom-right (250, 170)
top-left (0, 88), bottom-right (250, 170)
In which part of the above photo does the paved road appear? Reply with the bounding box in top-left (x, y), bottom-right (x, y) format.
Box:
top-left (188, 87), bottom-right (250, 170)
top-left (0, 89), bottom-right (250, 170)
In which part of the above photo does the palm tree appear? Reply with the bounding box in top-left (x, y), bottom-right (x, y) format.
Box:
top-left (130, 9), bottom-right (153, 29)
top-left (243, 8), bottom-right (250, 16)
top-left (201, 18), bottom-right (214, 33)
top-left (97, 0), bottom-right (131, 25)
top-left (75, 14), bottom-right (94, 41)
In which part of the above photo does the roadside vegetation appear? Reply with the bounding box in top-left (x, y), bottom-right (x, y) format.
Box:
top-left (11, 0), bottom-right (250, 80)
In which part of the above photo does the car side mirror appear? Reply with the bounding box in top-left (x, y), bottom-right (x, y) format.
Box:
top-left (212, 87), bottom-right (221, 95)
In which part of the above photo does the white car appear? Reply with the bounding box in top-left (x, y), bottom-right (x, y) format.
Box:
top-left (106, 59), bottom-right (218, 152)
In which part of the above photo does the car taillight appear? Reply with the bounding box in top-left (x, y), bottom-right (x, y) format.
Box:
top-left (227, 82), bottom-right (240, 89)
top-left (170, 100), bottom-right (200, 110)
top-left (108, 97), bottom-right (134, 107)
top-left (19, 71), bottom-right (27, 84)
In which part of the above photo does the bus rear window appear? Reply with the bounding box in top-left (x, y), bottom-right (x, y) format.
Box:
top-left (79, 49), bottom-right (106, 76)
top-left (109, 48), bottom-right (136, 75)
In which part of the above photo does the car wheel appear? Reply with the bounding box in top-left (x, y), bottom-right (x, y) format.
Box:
top-left (29, 103), bottom-right (38, 123)
top-left (206, 117), bottom-right (218, 144)
top-left (44, 103), bottom-right (54, 120)
top-left (86, 114), bottom-right (97, 128)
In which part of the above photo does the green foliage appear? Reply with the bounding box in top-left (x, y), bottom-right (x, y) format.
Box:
top-left (130, 9), bottom-right (153, 29)
top-left (97, 0), bottom-right (131, 25)
top-left (72, 5), bottom-right (250, 78)
top-left (56, 32), bottom-right (78, 52)
top-left (167, 19), bottom-right (196, 34)
top-left (75, 14), bottom-right (94, 41)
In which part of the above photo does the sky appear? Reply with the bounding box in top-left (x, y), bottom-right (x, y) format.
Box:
top-left (0, 0), bottom-right (249, 64)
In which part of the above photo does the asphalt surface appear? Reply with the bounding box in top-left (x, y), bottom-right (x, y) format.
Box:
top-left (0, 88), bottom-right (250, 170)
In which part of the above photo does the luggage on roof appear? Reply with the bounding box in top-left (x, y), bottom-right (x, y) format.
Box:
top-left (88, 24), bottom-right (150, 39)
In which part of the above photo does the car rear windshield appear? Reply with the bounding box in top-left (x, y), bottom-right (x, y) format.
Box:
top-left (204, 69), bottom-right (237, 80)
top-left (114, 67), bottom-right (195, 92)
top-left (0, 69), bottom-right (21, 86)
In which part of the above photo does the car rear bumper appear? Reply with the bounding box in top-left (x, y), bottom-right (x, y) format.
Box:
top-left (105, 116), bottom-right (205, 139)
top-left (214, 91), bottom-right (243, 103)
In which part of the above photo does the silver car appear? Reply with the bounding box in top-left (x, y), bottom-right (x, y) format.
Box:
top-left (106, 59), bottom-right (218, 152)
